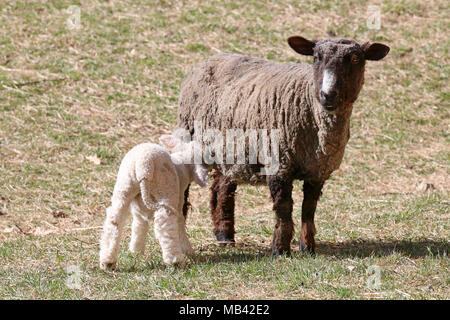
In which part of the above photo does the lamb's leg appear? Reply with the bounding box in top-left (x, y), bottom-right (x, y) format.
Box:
top-left (299, 181), bottom-right (323, 254)
top-left (153, 206), bottom-right (185, 265)
top-left (210, 172), bottom-right (237, 246)
top-left (178, 214), bottom-right (194, 256)
top-left (99, 196), bottom-right (132, 271)
top-left (129, 202), bottom-right (150, 255)
top-left (268, 177), bottom-right (294, 256)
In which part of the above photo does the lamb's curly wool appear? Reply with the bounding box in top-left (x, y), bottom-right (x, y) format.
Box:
top-left (99, 137), bottom-right (208, 270)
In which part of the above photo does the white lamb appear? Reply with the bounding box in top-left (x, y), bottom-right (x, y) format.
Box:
top-left (99, 134), bottom-right (208, 270)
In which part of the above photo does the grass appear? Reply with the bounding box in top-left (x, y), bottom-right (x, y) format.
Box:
top-left (0, 0), bottom-right (448, 299)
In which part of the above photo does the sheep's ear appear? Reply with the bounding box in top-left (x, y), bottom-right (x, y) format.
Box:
top-left (159, 134), bottom-right (179, 151)
top-left (193, 165), bottom-right (209, 187)
top-left (362, 42), bottom-right (390, 61)
top-left (288, 36), bottom-right (316, 56)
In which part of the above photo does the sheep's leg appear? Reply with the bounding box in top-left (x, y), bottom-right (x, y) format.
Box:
top-left (268, 177), bottom-right (294, 256)
top-left (210, 173), bottom-right (237, 246)
top-left (153, 206), bottom-right (185, 265)
top-left (99, 196), bottom-right (132, 271)
top-left (299, 181), bottom-right (323, 254)
top-left (178, 185), bottom-right (194, 254)
top-left (182, 184), bottom-right (191, 220)
top-left (129, 202), bottom-right (150, 255)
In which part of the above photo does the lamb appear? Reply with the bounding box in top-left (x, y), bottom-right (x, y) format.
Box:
top-left (176, 35), bottom-right (390, 255)
top-left (99, 134), bottom-right (209, 270)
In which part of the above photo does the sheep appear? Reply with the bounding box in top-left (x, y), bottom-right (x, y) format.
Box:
top-left (99, 134), bottom-right (209, 270)
top-left (176, 36), bottom-right (390, 255)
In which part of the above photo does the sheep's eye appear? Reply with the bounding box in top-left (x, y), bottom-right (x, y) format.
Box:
top-left (351, 54), bottom-right (360, 64)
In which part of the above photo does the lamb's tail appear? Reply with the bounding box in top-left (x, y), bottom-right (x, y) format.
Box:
top-left (135, 154), bottom-right (157, 211)
top-left (139, 178), bottom-right (157, 212)
top-left (139, 178), bottom-right (178, 217)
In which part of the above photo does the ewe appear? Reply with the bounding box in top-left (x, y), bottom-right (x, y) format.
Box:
top-left (99, 135), bottom-right (208, 270)
top-left (177, 36), bottom-right (390, 255)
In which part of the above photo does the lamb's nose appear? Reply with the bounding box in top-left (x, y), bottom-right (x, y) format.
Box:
top-left (319, 90), bottom-right (337, 106)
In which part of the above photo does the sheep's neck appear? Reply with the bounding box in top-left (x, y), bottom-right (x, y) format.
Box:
top-left (305, 78), bottom-right (353, 177)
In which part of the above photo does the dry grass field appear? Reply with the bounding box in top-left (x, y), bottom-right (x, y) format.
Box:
top-left (0, 0), bottom-right (448, 299)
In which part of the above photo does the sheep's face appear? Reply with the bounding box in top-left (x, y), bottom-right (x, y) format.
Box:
top-left (288, 36), bottom-right (390, 113)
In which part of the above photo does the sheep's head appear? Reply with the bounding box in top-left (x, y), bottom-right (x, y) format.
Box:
top-left (288, 36), bottom-right (390, 113)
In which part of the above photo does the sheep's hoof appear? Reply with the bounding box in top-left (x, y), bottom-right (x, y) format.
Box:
top-left (271, 240), bottom-right (291, 256)
top-left (218, 241), bottom-right (235, 247)
top-left (271, 247), bottom-right (291, 257)
top-left (214, 231), bottom-right (235, 247)
top-left (299, 240), bottom-right (316, 255)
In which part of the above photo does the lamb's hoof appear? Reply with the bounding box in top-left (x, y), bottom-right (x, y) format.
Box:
top-left (214, 231), bottom-right (235, 247)
top-left (100, 261), bottom-right (117, 271)
top-left (164, 254), bottom-right (186, 267)
top-left (184, 247), bottom-right (195, 256)
top-left (299, 240), bottom-right (315, 255)
top-left (129, 247), bottom-right (145, 255)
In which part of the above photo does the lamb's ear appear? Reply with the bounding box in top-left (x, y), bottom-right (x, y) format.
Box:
top-left (159, 134), bottom-right (179, 151)
top-left (362, 42), bottom-right (390, 61)
top-left (193, 165), bottom-right (209, 187)
top-left (288, 36), bottom-right (316, 56)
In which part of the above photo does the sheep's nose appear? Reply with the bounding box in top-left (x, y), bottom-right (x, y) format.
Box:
top-left (319, 90), bottom-right (337, 106)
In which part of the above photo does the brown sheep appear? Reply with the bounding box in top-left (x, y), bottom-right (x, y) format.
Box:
top-left (176, 36), bottom-right (390, 255)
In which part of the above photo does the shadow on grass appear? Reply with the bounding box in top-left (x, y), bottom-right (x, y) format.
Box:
top-left (317, 239), bottom-right (449, 258)
top-left (193, 238), bottom-right (449, 265)
top-left (116, 238), bottom-right (448, 272)
top-left (195, 238), bottom-right (449, 264)
top-left (194, 249), bottom-right (270, 265)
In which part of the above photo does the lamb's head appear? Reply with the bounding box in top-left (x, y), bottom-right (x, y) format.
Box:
top-left (288, 35), bottom-right (390, 113)
top-left (159, 134), bottom-right (209, 187)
